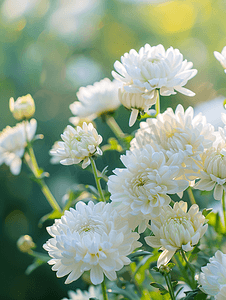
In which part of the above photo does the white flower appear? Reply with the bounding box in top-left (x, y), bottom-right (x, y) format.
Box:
top-left (214, 47), bottom-right (226, 73)
top-left (131, 104), bottom-right (216, 179)
top-left (112, 44), bottom-right (197, 126)
top-left (9, 94), bottom-right (35, 120)
top-left (50, 122), bottom-right (102, 169)
top-left (0, 119), bottom-right (37, 175)
top-left (69, 78), bottom-right (121, 122)
top-left (62, 286), bottom-right (102, 300)
top-left (194, 117), bottom-right (226, 200)
top-left (43, 201), bottom-right (141, 285)
top-left (198, 250), bottom-right (226, 298)
top-left (108, 145), bottom-right (189, 231)
top-left (145, 201), bottom-right (208, 268)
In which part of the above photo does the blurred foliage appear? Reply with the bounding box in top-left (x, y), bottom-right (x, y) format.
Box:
top-left (1, 0), bottom-right (226, 299)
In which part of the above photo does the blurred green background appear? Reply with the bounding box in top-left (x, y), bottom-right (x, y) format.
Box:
top-left (1, 0), bottom-right (226, 299)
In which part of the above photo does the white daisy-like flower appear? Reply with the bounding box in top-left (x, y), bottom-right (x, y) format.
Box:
top-left (50, 122), bottom-right (102, 169)
top-left (108, 144), bottom-right (189, 230)
top-left (198, 250), bottom-right (226, 298)
top-left (214, 47), bottom-right (226, 73)
top-left (0, 119), bottom-right (37, 175)
top-left (9, 94), bottom-right (35, 120)
top-left (145, 201), bottom-right (208, 268)
top-left (43, 201), bottom-right (141, 285)
top-left (131, 104), bottom-right (216, 179)
top-left (69, 78), bottom-right (121, 122)
top-left (62, 286), bottom-right (102, 300)
top-left (112, 44), bottom-right (197, 126)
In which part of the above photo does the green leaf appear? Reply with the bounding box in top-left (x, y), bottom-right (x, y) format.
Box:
top-left (128, 250), bottom-right (153, 261)
top-left (108, 284), bottom-right (140, 300)
top-left (202, 208), bottom-right (213, 217)
top-left (181, 289), bottom-right (202, 299)
top-left (38, 210), bottom-right (62, 227)
top-left (207, 211), bottom-right (225, 234)
top-left (175, 286), bottom-right (184, 296)
top-left (150, 282), bottom-right (169, 295)
top-left (25, 253), bottom-right (49, 275)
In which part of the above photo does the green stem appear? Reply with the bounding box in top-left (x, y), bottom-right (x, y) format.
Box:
top-left (90, 157), bottom-right (105, 202)
top-left (180, 250), bottom-right (196, 289)
top-left (24, 123), bottom-right (62, 213)
top-left (164, 273), bottom-right (175, 300)
top-left (155, 90), bottom-right (160, 116)
top-left (106, 116), bottom-right (125, 140)
top-left (187, 186), bottom-right (196, 205)
top-left (173, 255), bottom-right (193, 289)
top-left (222, 190), bottom-right (226, 231)
top-left (101, 279), bottom-right (108, 300)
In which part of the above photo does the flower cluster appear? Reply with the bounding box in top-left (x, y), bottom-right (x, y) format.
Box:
top-left (50, 122), bottom-right (102, 168)
top-left (62, 286), bottom-right (102, 300)
top-left (43, 201), bottom-right (141, 285)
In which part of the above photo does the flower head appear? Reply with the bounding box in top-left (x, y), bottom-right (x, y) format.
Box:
top-left (62, 286), bottom-right (102, 300)
top-left (214, 47), bottom-right (226, 73)
top-left (112, 44), bottom-right (197, 125)
top-left (108, 145), bottom-right (189, 231)
top-left (9, 94), bottom-right (35, 120)
top-left (0, 119), bottom-right (37, 175)
top-left (69, 78), bottom-right (121, 122)
top-left (131, 104), bottom-right (215, 179)
top-left (17, 235), bottom-right (36, 253)
top-left (50, 122), bottom-right (102, 169)
top-left (145, 201), bottom-right (208, 268)
top-left (198, 250), bottom-right (226, 298)
top-left (43, 201), bottom-right (141, 285)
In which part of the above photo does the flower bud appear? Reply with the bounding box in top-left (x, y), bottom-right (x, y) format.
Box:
top-left (17, 235), bottom-right (36, 253)
top-left (9, 94), bottom-right (35, 120)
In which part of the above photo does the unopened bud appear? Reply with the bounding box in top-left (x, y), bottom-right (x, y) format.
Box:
top-left (17, 235), bottom-right (36, 253)
top-left (9, 94), bottom-right (35, 120)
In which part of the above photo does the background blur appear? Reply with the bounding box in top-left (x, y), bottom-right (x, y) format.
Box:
top-left (1, 0), bottom-right (226, 299)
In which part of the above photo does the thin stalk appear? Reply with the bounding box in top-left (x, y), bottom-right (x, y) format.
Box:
top-left (187, 187), bottom-right (196, 205)
top-left (24, 122), bottom-right (62, 213)
top-left (106, 116), bottom-right (125, 140)
top-left (180, 250), bottom-right (196, 289)
top-left (173, 255), bottom-right (193, 289)
top-left (164, 273), bottom-right (176, 300)
top-left (155, 90), bottom-right (160, 116)
top-left (222, 190), bottom-right (226, 231)
top-left (101, 279), bottom-right (108, 300)
top-left (90, 157), bottom-right (105, 202)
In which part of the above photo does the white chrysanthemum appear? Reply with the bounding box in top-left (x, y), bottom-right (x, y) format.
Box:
top-left (112, 44), bottom-right (197, 126)
top-left (145, 201), bottom-right (208, 268)
top-left (198, 250), bottom-right (226, 298)
top-left (62, 286), bottom-right (102, 300)
top-left (214, 47), bottom-right (226, 73)
top-left (216, 286), bottom-right (226, 300)
top-left (9, 94), bottom-right (35, 120)
top-left (69, 78), bottom-right (121, 122)
top-left (0, 119), bottom-right (37, 175)
top-left (131, 104), bottom-right (216, 178)
top-left (43, 201), bottom-right (141, 285)
top-left (50, 122), bottom-right (102, 169)
top-left (108, 145), bottom-right (189, 229)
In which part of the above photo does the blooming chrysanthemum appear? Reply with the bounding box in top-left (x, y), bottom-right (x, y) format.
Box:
top-left (0, 119), bottom-right (37, 175)
top-left (49, 122), bottom-right (102, 169)
top-left (9, 94), bottom-right (35, 120)
top-left (69, 78), bottom-right (121, 122)
top-left (198, 250), bottom-right (226, 298)
top-left (62, 286), bottom-right (102, 300)
top-left (145, 201), bottom-right (208, 268)
top-left (112, 44), bottom-right (197, 126)
top-left (214, 46), bottom-right (226, 73)
top-left (108, 145), bottom-right (189, 230)
top-left (43, 201), bottom-right (141, 285)
top-left (131, 104), bottom-right (215, 178)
